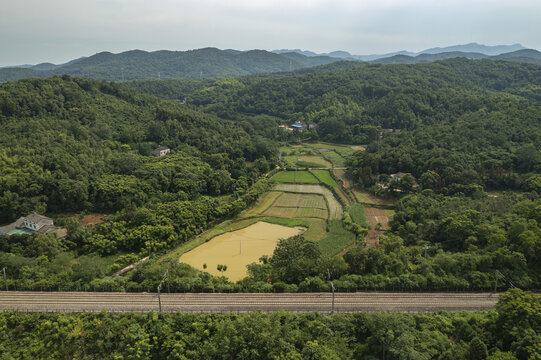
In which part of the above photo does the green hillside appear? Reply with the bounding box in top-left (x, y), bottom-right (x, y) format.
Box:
top-left (0, 48), bottom-right (339, 83)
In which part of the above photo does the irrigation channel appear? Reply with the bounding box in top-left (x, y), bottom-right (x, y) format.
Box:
top-left (0, 292), bottom-right (499, 314)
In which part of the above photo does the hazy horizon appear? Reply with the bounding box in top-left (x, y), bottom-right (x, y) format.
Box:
top-left (1, 0), bottom-right (540, 67)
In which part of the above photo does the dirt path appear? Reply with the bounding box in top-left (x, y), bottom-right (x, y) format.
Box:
top-left (364, 207), bottom-right (389, 247)
top-left (334, 169), bottom-right (350, 189)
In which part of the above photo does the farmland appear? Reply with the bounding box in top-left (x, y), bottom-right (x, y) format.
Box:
top-left (274, 183), bottom-right (343, 219)
top-left (271, 171), bottom-right (319, 183)
top-left (179, 222), bottom-right (305, 281)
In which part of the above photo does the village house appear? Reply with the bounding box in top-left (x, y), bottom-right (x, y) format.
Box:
top-left (0, 213), bottom-right (67, 237)
top-left (153, 146), bottom-right (170, 157)
top-left (291, 120), bottom-right (307, 131)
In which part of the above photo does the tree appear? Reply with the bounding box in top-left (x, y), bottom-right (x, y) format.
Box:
top-left (469, 337), bottom-right (488, 360)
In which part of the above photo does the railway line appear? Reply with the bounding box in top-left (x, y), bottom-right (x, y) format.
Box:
top-left (0, 292), bottom-right (499, 313)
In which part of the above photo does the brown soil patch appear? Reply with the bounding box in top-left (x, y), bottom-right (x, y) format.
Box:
top-left (318, 148), bottom-right (331, 152)
top-left (364, 207), bottom-right (389, 247)
top-left (351, 145), bottom-right (366, 150)
top-left (334, 169), bottom-right (350, 189)
top-left (336, 188), bottom-right (350, 206)
top-left (82, 214), bottom-right (105, 227)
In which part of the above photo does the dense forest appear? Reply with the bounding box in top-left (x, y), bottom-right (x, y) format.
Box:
top-left (0, 290), bottom-right (538, 359)
top-left (0, 59), bottom-right (540, 294)
top-left (0, 76), bottom-right (281, 290)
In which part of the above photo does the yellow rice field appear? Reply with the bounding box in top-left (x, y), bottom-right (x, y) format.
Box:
top-left (179, 222), bottom-right (305, 281)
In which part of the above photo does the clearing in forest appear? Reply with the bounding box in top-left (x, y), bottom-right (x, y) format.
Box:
top-left (364, 206), bottom-right (390, 247)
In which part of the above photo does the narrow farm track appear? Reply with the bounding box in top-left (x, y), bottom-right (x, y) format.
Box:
top-left (0, 292), bottom-right (499, 313)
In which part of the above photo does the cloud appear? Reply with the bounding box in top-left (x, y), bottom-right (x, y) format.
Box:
top-left (0, 0), bottom-right (540, 66)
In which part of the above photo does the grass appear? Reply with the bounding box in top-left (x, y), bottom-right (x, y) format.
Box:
top-left (295, 160), bottom-right (327, 168)
top-left (352, 189), bottom-right (397, 208)
top-left (321, 151), bottom-right (347, 167)
top-left (349, 203), bottom-right (368, 227)
top-left (263, 217), bottom-right (311, 228)
top-left (318, 220), bottom-right (356, 257)
top-left (303, 219), bottom-right (328, 241)
top-left (271, 171), bottom-right (319, 184)
top-left (311, 170), bottom-right (339, 189)
top-left (384, 209), bottom-right (396, 217)
top-left (263, 217), bottom-right (327, 241)
top-left (297, 155), bottom-right (332, 168)
top-left (240, 191), bottom-right (281, 217)
top-left (352, 189), bottom-right (376, 204)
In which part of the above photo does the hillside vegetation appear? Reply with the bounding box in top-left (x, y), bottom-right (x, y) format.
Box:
top-left (0, 48), bottom-right (339, 83)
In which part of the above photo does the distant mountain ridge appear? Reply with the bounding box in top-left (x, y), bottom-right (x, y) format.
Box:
top-left (273, 43), bottom-right (530, 61)
top-left (2, 44), bottom-right (540, 84)
top-left (0, 48), bottom-right (338, 83)
top-left (372, 49), bottom-right (541, 65)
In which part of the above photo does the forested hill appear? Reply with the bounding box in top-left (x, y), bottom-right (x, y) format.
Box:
top-left (0, 48), bottom-right (339, 83)
top-left (0, 76), bottom-right (278, 222)
top-left (130, 58), bottom-right (541, 191)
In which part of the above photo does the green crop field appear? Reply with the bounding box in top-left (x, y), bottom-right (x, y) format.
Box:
top-left (349, 203), bottom-right (368, 227)
top-left (273, 193), bottom-right (301, 207)
top-left (297, 156), bottom-right (332, 168)
top-left (321, 151), bottom-right (346, 167)
top-left (263, 206), bottom-right (297, 218)
top-left (274, 193), bottom-right (326, 209)
top-left (298, 194), bottom-right (327, 209)
top-left (240, 191), bottom-right (282, 217)
top-left (271, 171), bottom-right (319, 183)
top-left (296, 207), bottom-right (328, 219)
top-left (303, 219), bottom-right (328, 241)
top-left (311, 170), bottom-right (339, 189)
top-left (263, 217), bottom-right (311, 228)
top-left (318, 220), bottom-right (356, 257)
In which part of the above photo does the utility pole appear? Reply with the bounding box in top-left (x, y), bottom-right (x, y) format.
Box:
top-left (157, 269), bottom-right (169, 312)
top-left (493, 270), bottom-right (498, 293)
top-left (2, 267), bottom-right (7, 291)
top-left (327, 268), bottom-right (335, 314)
top-left (157, 283), bottom-right (162, 312)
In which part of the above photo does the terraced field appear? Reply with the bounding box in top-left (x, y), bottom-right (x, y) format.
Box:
top-left (240, 191), bottom-right (282, 217)
top-left (271, 171), bottom-right (319, 183)
top-left (274, 184), bottom-right (343, 219)
top-left (274, 193), bottom-right (327, 209)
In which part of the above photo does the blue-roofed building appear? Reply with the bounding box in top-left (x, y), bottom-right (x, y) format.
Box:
top-left (291, 120), bottom-right (307, 130)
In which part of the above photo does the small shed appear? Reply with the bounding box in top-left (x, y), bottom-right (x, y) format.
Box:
top-left (153, 146), bottom-right (170, 157)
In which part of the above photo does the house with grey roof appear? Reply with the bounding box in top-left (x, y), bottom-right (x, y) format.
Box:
top-left (153, 146), bottom-right (170, 157)
top-left (0, 213), bottom-right (66, 237)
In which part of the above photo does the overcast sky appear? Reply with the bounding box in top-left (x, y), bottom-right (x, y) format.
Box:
top-left (1, 0), bottom-right (540, 66)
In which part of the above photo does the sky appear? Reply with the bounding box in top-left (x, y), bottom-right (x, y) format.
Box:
top-left (1, 0), bottom-right (540, 66)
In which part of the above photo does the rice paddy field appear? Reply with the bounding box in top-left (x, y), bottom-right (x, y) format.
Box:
top-left (176, 142), bottom-right (363, 279)
top-left (179, 222), bottom-right (305, 281)
top-left (311, 170), bottom-right (339, 188)
top-left (271, 171), bottom-right (319, 183)
top-left (274, 184), bottom-right (343, 219)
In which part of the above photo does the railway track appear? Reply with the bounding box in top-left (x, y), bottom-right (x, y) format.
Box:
top-left (0, 292), bottom-right (499, 313)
